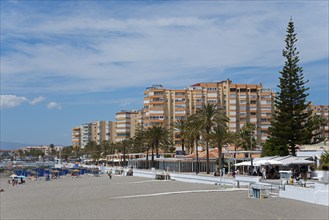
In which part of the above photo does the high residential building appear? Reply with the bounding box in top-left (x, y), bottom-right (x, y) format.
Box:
top-left (115, 110), bottom-right (143, 142)
top-left (72, 121), bottom-right (114, 148)
top-left (311, 105), bottom-right (329, 140)
top-left (143, 80), bottom-right (276, 148)
top-left (72, 127), bottom-right (81, 148)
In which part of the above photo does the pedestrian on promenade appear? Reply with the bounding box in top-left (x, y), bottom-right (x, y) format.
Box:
top-left (107, 170), bottom-right (112, 179)
top-left (261, 166), bottom-right (266, 180)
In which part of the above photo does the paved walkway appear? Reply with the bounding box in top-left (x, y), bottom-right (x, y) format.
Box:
top-left (1, 174), bottom-right (328, 219)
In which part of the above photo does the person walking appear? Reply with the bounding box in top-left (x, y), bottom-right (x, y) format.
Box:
top-left (261, 166), bottom-right (266, 180)
top-left (107, 170), bottom-right (112, 179)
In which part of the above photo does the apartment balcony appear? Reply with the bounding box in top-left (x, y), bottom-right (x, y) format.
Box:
top-left (148, 119), bottom-right (164, 123)
top-left (260, 115), bottom-right (272, 119)
top-left (175, 92), bottom-right (186, 96)
top-left (151, 99), bottom-right (165, 104)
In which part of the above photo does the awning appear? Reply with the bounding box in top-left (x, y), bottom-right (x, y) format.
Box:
top-left (275, 156), bottom-right (314, 165)
top-left (254, 159), bottom-right (283, 166)
top-left (234, 161), bottom-right (251, 166)
top-left (289, 160), bottom-right (314, 165)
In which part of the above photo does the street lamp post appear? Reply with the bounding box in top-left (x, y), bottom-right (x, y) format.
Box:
top-left (250, 131), bottom-right (253, 174)
top-left (195, 138), bottom-right (199, 175)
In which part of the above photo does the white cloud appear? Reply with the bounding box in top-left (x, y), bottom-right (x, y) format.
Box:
top-left (47, 102), bottom-right (62, 110)
top-left (0, 95), bottom-right (28, 109)
top-left (29, 96), bottom-right (45, 105)
top-left (1, 1), bottom-right (328, 98)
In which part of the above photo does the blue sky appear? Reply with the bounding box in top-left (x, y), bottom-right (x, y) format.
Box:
top-left (1, 0), bottom-right (328, 146)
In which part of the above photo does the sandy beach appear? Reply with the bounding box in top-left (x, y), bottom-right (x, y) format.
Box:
top-left (0, 174), bottom-right (328, 220)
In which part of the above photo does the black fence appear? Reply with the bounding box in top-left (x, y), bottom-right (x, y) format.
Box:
top-left (128, 159), bottom-right (217, 173)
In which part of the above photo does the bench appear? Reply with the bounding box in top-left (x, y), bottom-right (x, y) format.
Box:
top-left (155, 173), bottom-right (170, 180)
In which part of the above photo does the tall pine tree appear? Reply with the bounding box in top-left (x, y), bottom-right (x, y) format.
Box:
top-left (265, 18), bottom-right (315, 156)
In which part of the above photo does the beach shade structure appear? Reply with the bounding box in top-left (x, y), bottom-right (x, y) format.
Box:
top-left (51, 170), bottom-right (60, 178)
top-left (70, 169), bottom-right (80, 177)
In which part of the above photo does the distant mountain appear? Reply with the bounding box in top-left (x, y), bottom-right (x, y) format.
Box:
top-left (0, 141), bottom-right (35, 150)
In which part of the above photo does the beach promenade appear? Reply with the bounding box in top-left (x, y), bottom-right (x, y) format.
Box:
top-left (0, 174), bottom-right (328, 220)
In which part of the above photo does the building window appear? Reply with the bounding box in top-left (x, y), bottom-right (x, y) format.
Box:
top-left (207, 88), bottom-right (217, 91)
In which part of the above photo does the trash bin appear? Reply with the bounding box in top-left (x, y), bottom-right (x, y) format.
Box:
top-left (252, 187), bottom-right (260, 198)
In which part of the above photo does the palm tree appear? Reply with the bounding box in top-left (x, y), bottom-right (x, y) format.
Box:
top-left (100, 140), bottom-right (111, 156)
top-left (228, 131), bottom-right (242, 160)
top-left (119, 139), bottom-right (131, 167)
top-left (84, 141), bottom-right (102, 163)
top-left (189, 103), bottom-right (227, 174)
top-left (239, 123), bottom-right (256, 159)
top-left (146, 125), bottom-right (170, 168)
top-left (186, 117), bottom-right (201, 174)
top-left (173, 118), bottom-right (189, 154)
top-left (132, 125), bottom-right (148, 153)
top-left (209, 120), bottom-right (229, 172)
top-left (132, 125), bottom-right (150, 169)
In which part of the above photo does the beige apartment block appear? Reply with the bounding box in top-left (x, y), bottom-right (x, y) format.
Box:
top-left (143, 80), bottom-right (276, 147)
top-left (72, 127), bottom-right (81, 148)
top-left (72, 121), bottom-right (114, 148)
top-left (115, 110), bottom-right (143, 142)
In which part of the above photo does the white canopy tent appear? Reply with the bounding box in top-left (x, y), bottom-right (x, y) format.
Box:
top-left (254, 159), bottom-right (284, 166)
top-left (288, 160), bottom-right (314, 165)
top-left (234, 156), bottom-right (312, 167)
top-left (234, 161), bottom-right (251, 166)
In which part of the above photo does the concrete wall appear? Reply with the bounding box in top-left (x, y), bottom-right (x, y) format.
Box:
top-left (279, 184), bottom-right (329, 206)
top-left (311, 171), bottom-right (329, 181)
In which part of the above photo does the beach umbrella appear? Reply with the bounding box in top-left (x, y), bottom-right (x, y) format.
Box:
top-left (10, 174), bottom-right (18, 178)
